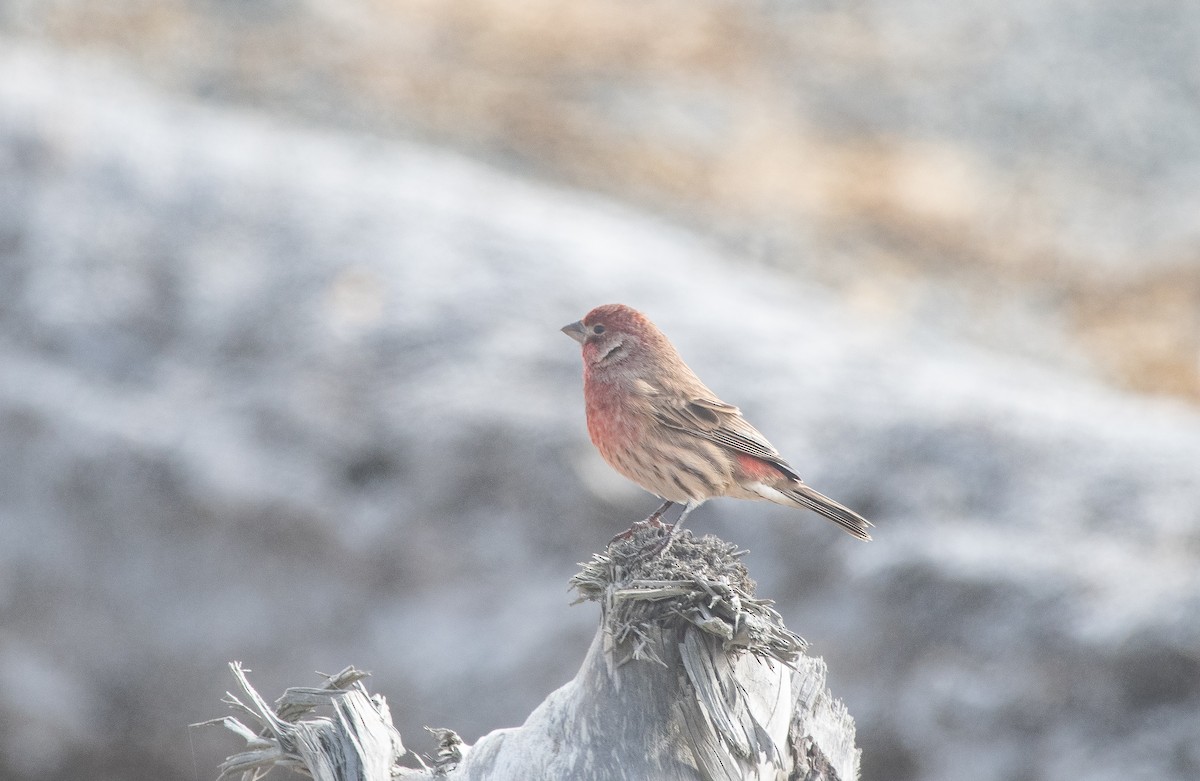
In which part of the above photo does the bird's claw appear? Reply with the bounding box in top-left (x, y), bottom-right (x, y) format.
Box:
top-left (609, 520), bottom-right (677, 560)
top-left (634, 525), bottom-right (677, 559)
top-left (608, 517), bottom-right (664, 544)
top-left (608, 503), bottom-right (674, 544)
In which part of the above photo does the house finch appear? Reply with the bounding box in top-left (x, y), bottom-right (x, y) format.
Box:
top-left (562, 303), bottom-right (872, 541)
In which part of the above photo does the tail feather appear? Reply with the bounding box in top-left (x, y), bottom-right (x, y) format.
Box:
top-left (782, 482), bottom-right (873, 541)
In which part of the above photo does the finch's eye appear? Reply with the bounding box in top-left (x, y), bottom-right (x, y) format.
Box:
top-left (593, 324), bottom-right (606, 335)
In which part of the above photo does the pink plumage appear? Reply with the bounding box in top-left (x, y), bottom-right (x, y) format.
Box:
top-left (562, 303), bottom-right (872, 541)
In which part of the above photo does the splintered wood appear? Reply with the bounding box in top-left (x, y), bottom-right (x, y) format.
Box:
top-left (204, 526), bottom-right (860, 780)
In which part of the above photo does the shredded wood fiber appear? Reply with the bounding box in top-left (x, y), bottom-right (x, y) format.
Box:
top-left (569, 524), bottom-right (807, 668)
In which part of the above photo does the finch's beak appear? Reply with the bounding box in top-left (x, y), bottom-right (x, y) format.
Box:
top-left (561, 320), bottom-right (588, 344)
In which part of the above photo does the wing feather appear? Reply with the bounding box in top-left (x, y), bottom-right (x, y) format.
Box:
top-left (651, 393), bottom-right (802, 482)
top-left (648, 384), bottom-right (874, 540)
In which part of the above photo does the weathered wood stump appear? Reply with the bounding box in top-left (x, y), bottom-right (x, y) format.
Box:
top-left (207, 525), bottom-right (860, 780)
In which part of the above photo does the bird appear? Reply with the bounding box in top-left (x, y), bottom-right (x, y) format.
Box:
top-left (562, 303), bottom-right (872, 542)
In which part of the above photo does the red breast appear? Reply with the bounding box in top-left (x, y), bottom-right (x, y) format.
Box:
top-left (583, 372), bottom-right (642, 466)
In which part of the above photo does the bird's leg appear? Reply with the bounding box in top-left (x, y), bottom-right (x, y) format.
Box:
top-left (647, 501), bottom-right (702, 557)
top-left (645, 499), bottom-right (674, 527)
top-left (609, 500), bottom-right (675, 544)
top-left (665, 501), bottom-right (698, 534)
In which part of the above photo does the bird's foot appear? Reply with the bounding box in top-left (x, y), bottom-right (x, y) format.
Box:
top-left (608, 517), bottom-right (665, 545)
top-left (643, 503), bottom-right (671, 527)
top-left (631, 523), bottom-right (678, 559)
top-left (608, 520), bottom-right (646, 544)
top-left (608, 503), bottom-right (674, 544)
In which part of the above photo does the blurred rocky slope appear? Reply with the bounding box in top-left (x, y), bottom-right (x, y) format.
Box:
top-left (2, 0), bottom-right (1198, 402)
top-left (2, 34), bottom-right (1200, 781)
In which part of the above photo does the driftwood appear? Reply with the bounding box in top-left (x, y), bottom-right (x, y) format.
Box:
top-left (204, 525), bottom-right (860, 780)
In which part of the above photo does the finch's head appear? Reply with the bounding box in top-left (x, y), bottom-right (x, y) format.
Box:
top-left (561, 303), bottom-right (666, 372)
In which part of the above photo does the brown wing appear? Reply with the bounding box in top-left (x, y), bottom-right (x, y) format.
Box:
top-left (646, 385), bottom-right (874, 540)
top-left (650, 393), bottom-right (803, 482)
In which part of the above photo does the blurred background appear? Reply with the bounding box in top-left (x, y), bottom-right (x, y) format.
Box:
top-left (1, 2), bottom-right (1199, 780)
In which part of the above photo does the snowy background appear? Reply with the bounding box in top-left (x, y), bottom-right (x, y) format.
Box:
top-left (1, 3), bottom-right (1199, 780)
